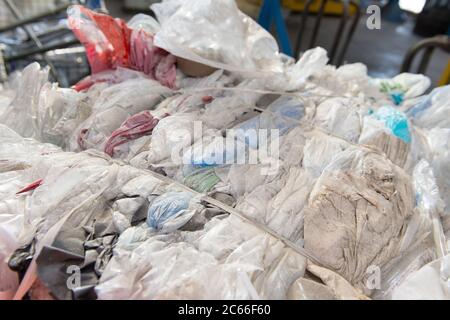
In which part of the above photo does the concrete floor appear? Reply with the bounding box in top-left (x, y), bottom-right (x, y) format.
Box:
top-left (104, 0), bottom-right (448, 88)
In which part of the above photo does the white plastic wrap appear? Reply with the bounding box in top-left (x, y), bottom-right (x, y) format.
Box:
top-left (392, 254), bottom-right (450, 300)
top-left (407, 85), bottom-right (450, 129)
top-left (152, 0), bottom-right (284, 76)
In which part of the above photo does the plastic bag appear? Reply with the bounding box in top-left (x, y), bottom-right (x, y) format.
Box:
top-left (147, 191), bottom-right (198, 233)
top-left (70, 77), bottom-right (170, 152)
top-left (303, 146), bottom-right (415, 291)
top-left (233, 96), bottom-right (304, 149)
top-left (359, 106), bottom-right (411, 167)
top-left (407, 85), bottom-right (450, 129)
top-left (372, 106), bottom-right (411, 143)
top-left (0, 63), bottom-right (50, 139)
top-left (68, 5), bottom-right (132, 74)
top-left (68, 5), bottom-right (177, 89)
top-left (127, 14), bottom-right (160, 34)
top-left (391, 254), bottom-right (450, 299)
top-left (375, 73), bottom-right (431, 105)
top-left (183, 168), bottom-right (221, 193)
top-left (104, 110), bottom-right (162, 157)
top-left (413, 160), bottom-right (447, 258)
top-left (313, 97), bottom-right (362, 143)
top-left (152, 0), bottom-right (284, 76)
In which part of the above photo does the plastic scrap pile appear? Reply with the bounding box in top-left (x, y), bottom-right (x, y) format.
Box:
top-left (0, 0), bottom-right (450, 300)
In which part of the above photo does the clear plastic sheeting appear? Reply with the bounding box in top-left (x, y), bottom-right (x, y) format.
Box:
top-left (152, 0), bottom-right (284, 75)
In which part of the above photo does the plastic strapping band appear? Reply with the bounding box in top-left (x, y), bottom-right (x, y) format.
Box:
top-left (139, 167), bottom-right (323, 266)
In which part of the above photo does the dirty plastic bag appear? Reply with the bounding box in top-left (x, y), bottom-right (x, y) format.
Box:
top-left (303, 146), bottom-right (415, 291)
top-left (359, 106), bottom-right (411, 167)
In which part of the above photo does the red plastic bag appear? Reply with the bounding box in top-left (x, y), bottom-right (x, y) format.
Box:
top-left (68, 5), bottom-right (131, 74)
top-left (68, 5), bottom-right (176, 90)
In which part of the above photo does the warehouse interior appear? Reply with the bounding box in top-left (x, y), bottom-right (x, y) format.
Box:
top-left (0, 0), bottom-right (449, 301)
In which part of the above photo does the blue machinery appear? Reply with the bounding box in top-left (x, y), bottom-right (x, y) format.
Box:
top-left (258, 0), bottom-right (361, 66)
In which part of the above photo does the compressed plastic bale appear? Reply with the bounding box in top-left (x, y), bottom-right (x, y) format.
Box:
top-left (133, 112), bottom-right (200, 167)
top-left (251, 247), bottom-right (307, 300)
top-left (235, 177), bottom-right (286, 228)
top-left (265, 168), bottom-right (315, 244)
top-left (413, 128), bottom-right (450, 215)
top-left (218, 163), bottom-right (279, 199)
top-left (306, 263), bottom-right (369, 300)
top-left (96, 214), bottom-right (308, 299)
top-left (96, 236), bottom-right (258, 299)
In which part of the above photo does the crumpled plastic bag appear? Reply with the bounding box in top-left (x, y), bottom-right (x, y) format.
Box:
top-left (152, 0), bottom-right (284, 76)
top-left (392, 254), bottom-right (450, 300)
top-left (0, 63), bottom-right (50, 139)
top-left (147, 191), bottom-right (200, 233)
top-left (375, 73), bottom-right (431, 105)
top-left (68, 5), bottom-right (176, 89)
top-left (359, 106), bottom-right (411, 167)
top-left (407, 85), bottom-right (450, 129)
top-left (104, 110), bottom-right (163, 157)
top-left (233, 96), bottom-right (304, 149)
top-left (413, 160), bottom-right (447, 257)
top-left (313, 97), bottom-right (362, 143)
top-left (303, 146), bottom-right (416, 291)
top-left (69, 77), bottom-right (171, 152)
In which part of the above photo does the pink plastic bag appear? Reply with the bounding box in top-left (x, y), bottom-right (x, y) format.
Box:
top-left (104, 110), bottom-right (166, 157)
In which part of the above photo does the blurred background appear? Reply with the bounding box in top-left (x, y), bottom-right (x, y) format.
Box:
top-left (0, 0), bottom-right (448, 88)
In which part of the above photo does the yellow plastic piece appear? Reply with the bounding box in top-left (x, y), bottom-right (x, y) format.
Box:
top-left (438, 60), bottom-right (450, 86)
top-left (282, 0), bottom-right (358, 16)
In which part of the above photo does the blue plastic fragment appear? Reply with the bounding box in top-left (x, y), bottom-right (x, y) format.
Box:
top-left (372, 106), bottom-right (411, 143)
top-left (147, 191), bottom-right (193, 230)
